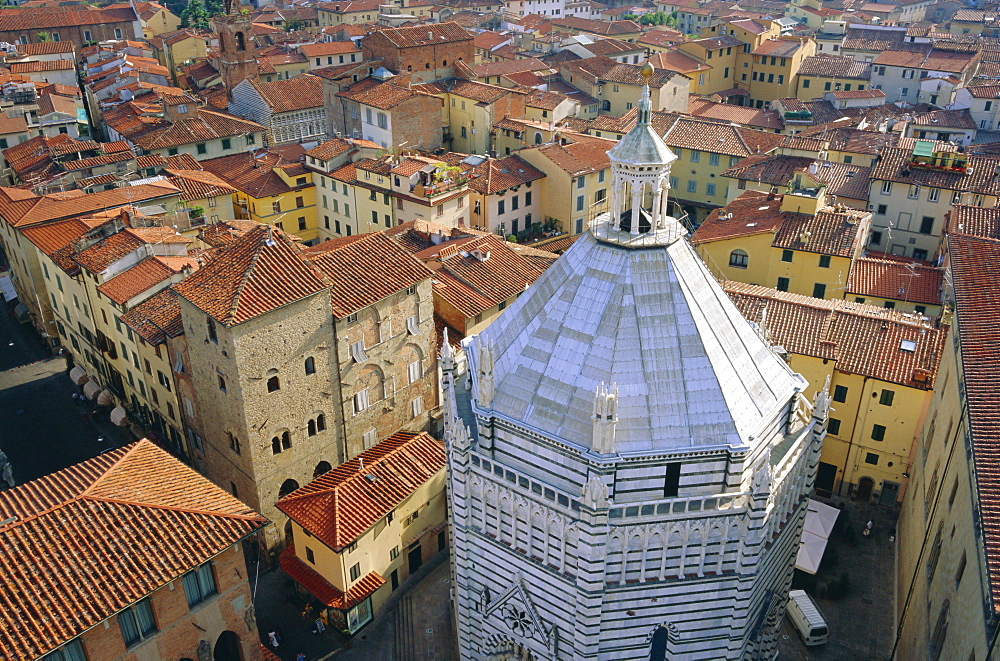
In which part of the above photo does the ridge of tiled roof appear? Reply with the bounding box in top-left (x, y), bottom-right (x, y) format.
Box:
top-left (798, 54), bottom-right (872, 79)
top-left (947, 204), bottom-right (1000, 239)
top-left (308, 231), bottom-right (433, 318)
top-left (465, 154), bottom-right (545, 194)
top-left (0, 182), bottom-right (180, 228)
top-left (0, 440), bottom-right (267, 660)
top-left (97, 255), bottom-right (175, 304)
top-left (534, 134), bottom-right (616, 176)
top-left (173, 224), bottom-right (328, 326)
top-left (200, 146), bottom-right (309, 199)
top-left (723, 280), bottom-right (945, 389)
top-left (871, 146), bottom-right (1000, 195)
top-left (276, 431), bottom-right (444, 551)
top-left (723, 155), bottom-right (872, 200)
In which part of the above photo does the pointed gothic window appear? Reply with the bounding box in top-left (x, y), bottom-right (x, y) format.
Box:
top-left (236, 32), bottom-right (246, 51)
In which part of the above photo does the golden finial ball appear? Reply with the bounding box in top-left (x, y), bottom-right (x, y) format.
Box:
top-left (640, 61), bottom-right (655, 82)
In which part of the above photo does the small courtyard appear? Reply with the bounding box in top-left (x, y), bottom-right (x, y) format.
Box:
top-left (778, 499), bottom-right (898, 660)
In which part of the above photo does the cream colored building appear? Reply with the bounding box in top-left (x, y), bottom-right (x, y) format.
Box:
top-left (277, 431), bottom-right (447, 635)
top-left (895, 229), bottom-right (1000, 661)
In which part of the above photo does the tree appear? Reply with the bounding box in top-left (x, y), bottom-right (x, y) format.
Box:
top-left (284, 18), bottom-right (305, 31)
top-left (180, 0), bottom-right (211, 29)
top-left (622, 13), bottom-right (638, 21)
top-left (36, 32), bottom-right (52, 42)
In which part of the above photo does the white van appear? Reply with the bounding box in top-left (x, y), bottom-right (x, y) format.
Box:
top-left (786, 590), bottom-right (829, 646)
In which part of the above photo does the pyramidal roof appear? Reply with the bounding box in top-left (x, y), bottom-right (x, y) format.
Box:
top-left (469, 69), bottom-right (805, 455)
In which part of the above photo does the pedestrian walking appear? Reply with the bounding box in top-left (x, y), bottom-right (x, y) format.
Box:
top-left (297, 653), bottom-right (306, 661)
top-left (863, 520), bottom-right (873, 537)
top-left (314, 617), bottom-right (325, 634)
top-left (268, 631), bottom-right (279, 648)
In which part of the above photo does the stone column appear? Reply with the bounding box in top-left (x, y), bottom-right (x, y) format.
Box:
top-left (651, 181), bottom-right (663, 231)
top-left (611, 172), bottom-right (625, 230)
top-left (630, 181), bottom-right (642, 236)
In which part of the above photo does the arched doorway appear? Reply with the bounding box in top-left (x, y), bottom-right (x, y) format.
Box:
top-left (857, 477), bottom-right (875, 502)
top-left (213, 631), bottom-right (243, 661)
top-left (314, 461), bottom-right (332, 478)
top-left (278, 478), bottom-right (299, 499)
top-left (284, 519), bottom-right (294, 546)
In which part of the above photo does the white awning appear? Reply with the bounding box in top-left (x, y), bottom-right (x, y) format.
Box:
top-left (110, 406), bottom-right (128, 427)
top-left (82, 380), bottom-right (102, 400)
top-left (795, 499), bottom-right (840, 575)
top-left (97, 390), bottom-right (113, 406)
top-left (69, 366), bottom-right (88, 386)
top-left (0, 273), bottom-right (15, 302)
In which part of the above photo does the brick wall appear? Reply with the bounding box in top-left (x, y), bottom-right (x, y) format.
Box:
top-left (79, 545), bottom-right (262, 661)
top-left (362, 35), bottom-right (475, 83)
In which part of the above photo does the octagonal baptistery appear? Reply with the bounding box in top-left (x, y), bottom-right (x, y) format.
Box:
top-left (442, 62), bottom-right (828, 661)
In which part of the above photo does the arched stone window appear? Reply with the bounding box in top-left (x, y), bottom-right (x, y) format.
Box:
top-left (304, 356), bottom-right (316, 375)
top-left (278, 478), bottom-right (299, 498)
top-left (308, 419), bottom-right (317, 436)
top-left (267, 375), bottom-right (280, 392)
top-left (729, 249), bottom-right (749, 268)
top-left (317, 413), bottom-right (326, 431)
top-left (314, 461), bottom-right (332, 478)
top-left (235, 31), bottom-right (246, 52)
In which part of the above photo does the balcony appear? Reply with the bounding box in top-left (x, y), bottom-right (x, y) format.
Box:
top-left (413, 174), bottom-right (469, 199)
top-left (908, 140), bottom-right (967, 173)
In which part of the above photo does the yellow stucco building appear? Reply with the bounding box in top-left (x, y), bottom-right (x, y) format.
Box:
top-left (691, 186), bottom-right (871, 299)
top-left (277, 431), bottom-right (447, 635)
top-left (725, 281), bottom-right (944, 505)
top-left (202, 148), bottom-right (320, 244)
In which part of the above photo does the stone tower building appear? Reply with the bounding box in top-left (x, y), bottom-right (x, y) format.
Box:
top-left (442, 64), bottom-right (828, 660)
top-left (212, 7), bottom-right (257, 97)
top-left (173, 226), bottom-right (438, 553)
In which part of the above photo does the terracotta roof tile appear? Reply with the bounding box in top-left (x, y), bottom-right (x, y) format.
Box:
top-left (872, 146), bottom-right (1000, 195)
top-left (798, 54), bottom-right (872, 79)
top-left (472, 57), bottom-right (550, 79)
top-left (846, 256), bottom-right (942, 306)
top-left (723, 155), bottom-right (872, 200)
top-left (365, 21), bottom-right (471, 47)
top-left (724, 281), bottom-right (945, 388)
top-left (252, 75), bottom-right (323, 113)
top-left (0, 183), bottom-right (180, 228)
top-left (659, 113), bottom-right (783, 158)
top-left (687, 97), bottom-right (784, 131)
top-left (200, 146), bottom-right (309, 199)
top-left (946, 233), bottom-right (1000, 611)
top-left (173, 224), bottom-right (328, 327)
top-left (753, 38), bottom-right (804, 57)
top-left (120, 287), bottom-right (184, 344)
top-left (276, 431), bottom-right (444, 550)
top-left (337, 78), bottom-right (433, 110)
top-left (693, 190), bottom-right (870, 257)
top-left (96, 256), bottom-right (185, 305)
top-left (550, 16), bottom-right (640, 35)
top-left (309, 232), bottom-right (432, 317)
top-left (534, 134), bottom-right (615, 176)
top-left (198, 220), bottom-right (263, 247)
top-left (165, 168), bottom-right (238, 202)
top-left (0, 440), bottom-right (267, 660)
top-left (280, 546), bottom-right (385, 609)
top-left (464, 155), bottom-right (545, 194)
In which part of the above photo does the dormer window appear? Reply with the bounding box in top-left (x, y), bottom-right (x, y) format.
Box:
top-left (177, 104), bottom-right (188, 114)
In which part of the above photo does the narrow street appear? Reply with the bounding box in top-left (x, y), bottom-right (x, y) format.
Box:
top-left (0, 303), bottom-right (123, 485)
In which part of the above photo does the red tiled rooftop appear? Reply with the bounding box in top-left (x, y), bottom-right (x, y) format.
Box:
top-left (0, 440), bottom-right (267, 660)
top-left (846, 256), bottom-right (943, 306)
top-left (280, 546), bottom-right (385, 609)
top-left (173, 224), bottom-right (328, 327)
top-left (947, 233), bottom-right (1000, 613)
top-left (724, 281), bottom-right (945, 389)
top-left (276, 431), bottom-right (445, 550)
